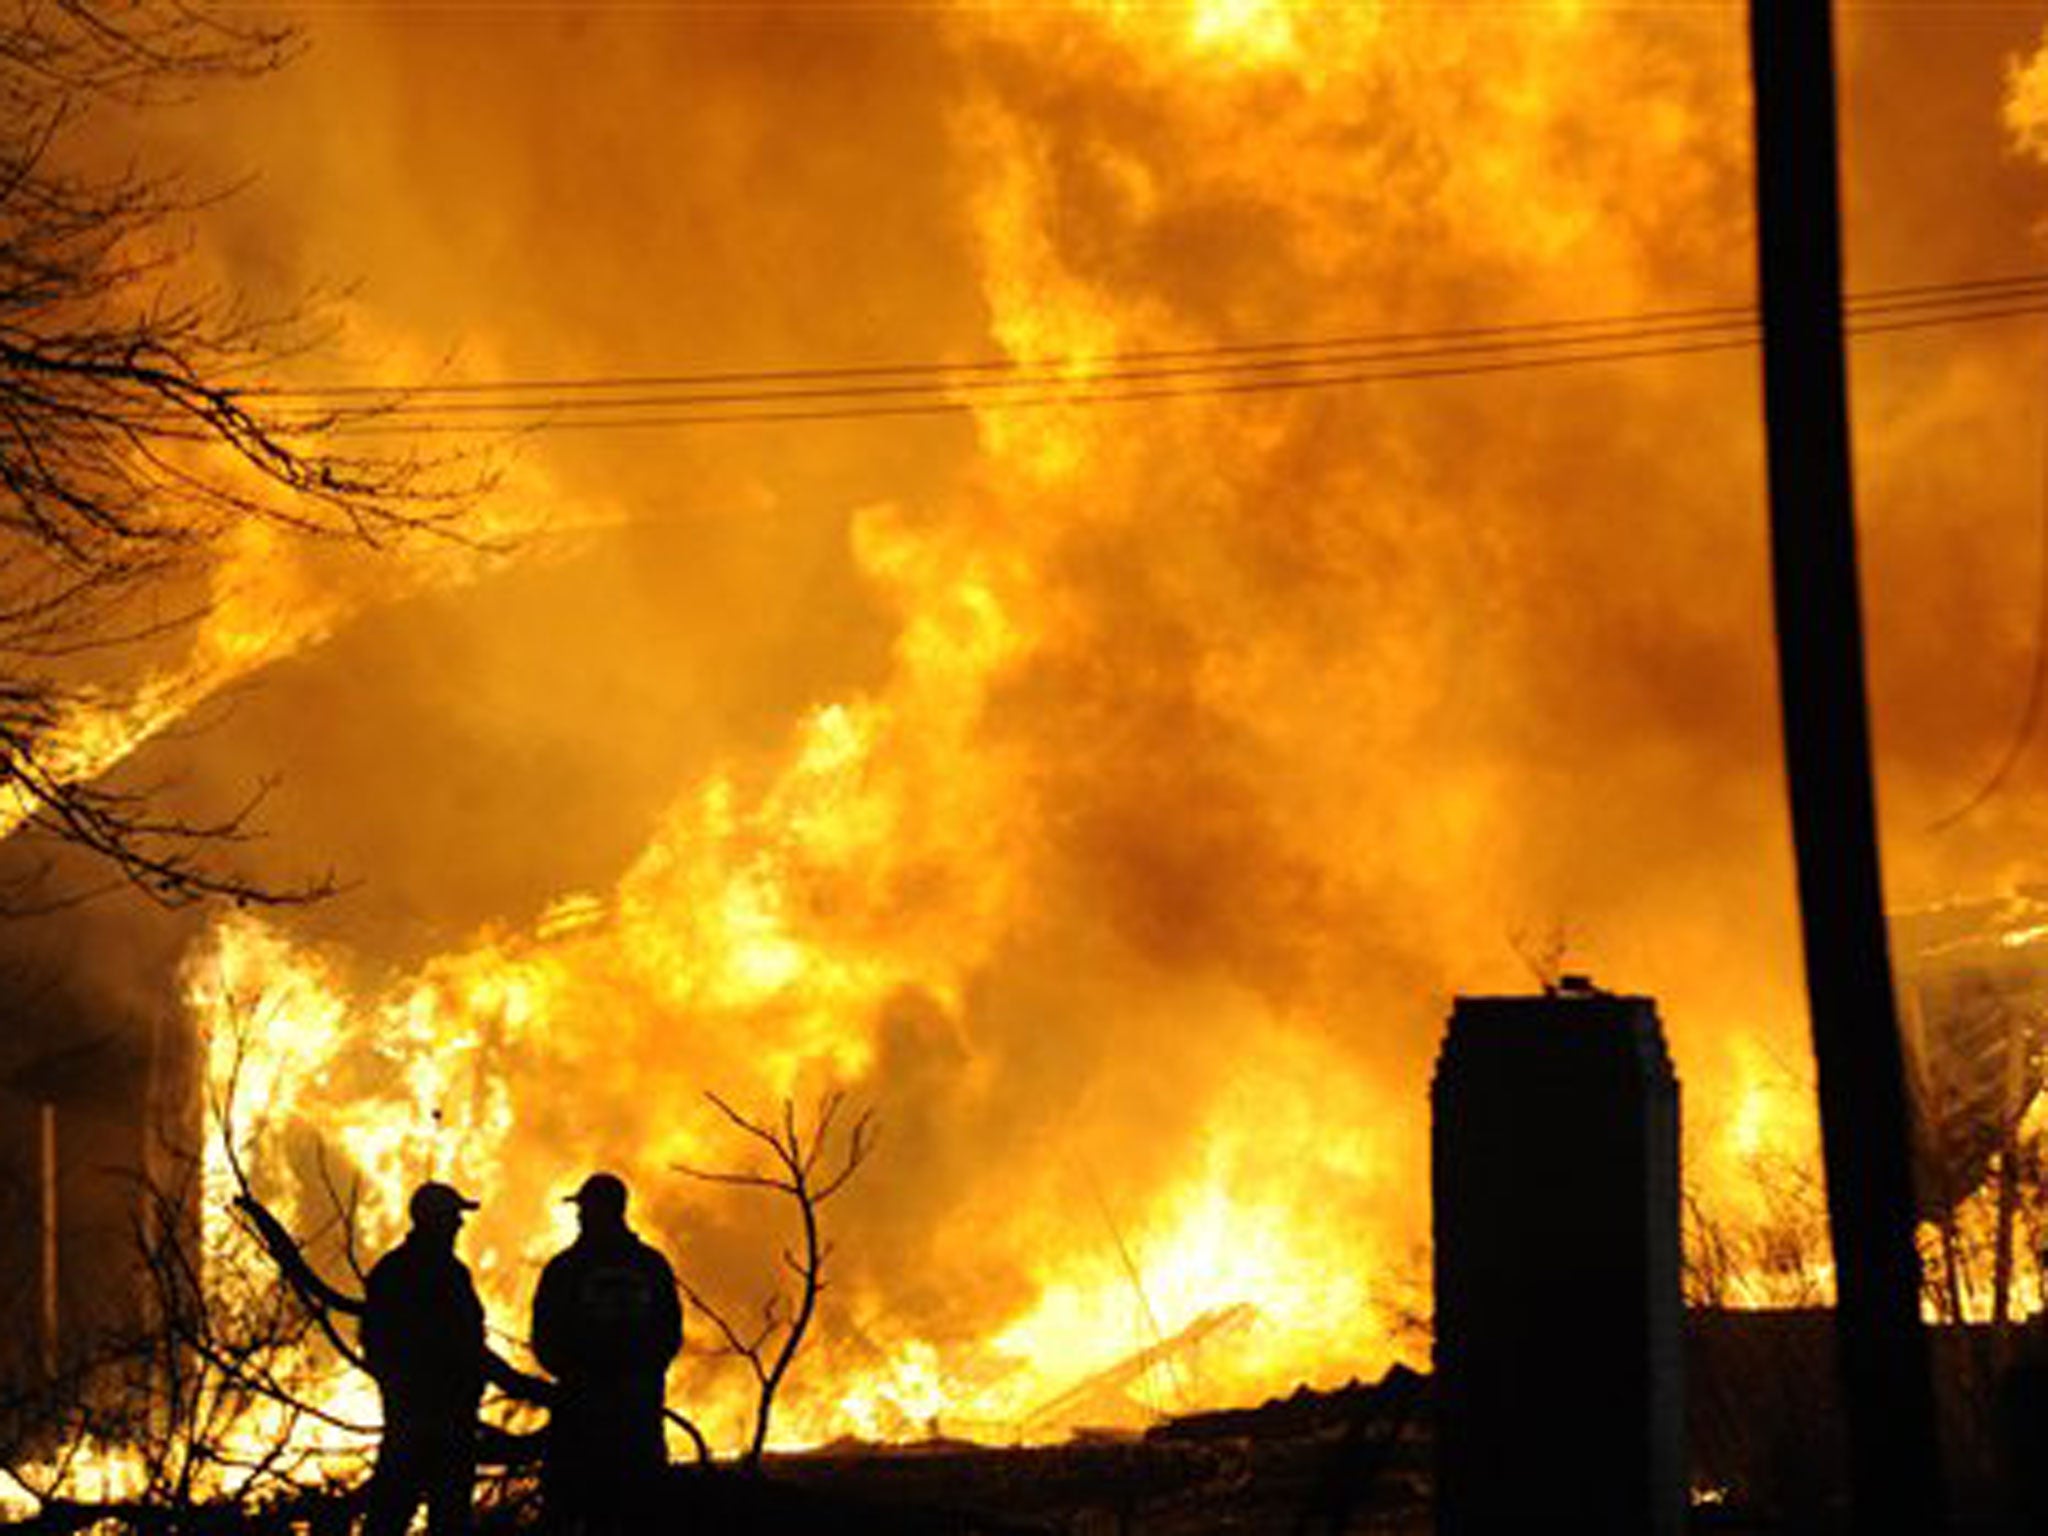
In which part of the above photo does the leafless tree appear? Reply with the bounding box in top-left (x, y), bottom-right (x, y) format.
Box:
top-left (0, 1), bottom-right (483, 913)
top-left (674, 1089), bottom-right (877, 1469)
top-left (0, 1137), bottom-right (379, 1534)
top-left (0, 1009), bottom-right (574, 1533)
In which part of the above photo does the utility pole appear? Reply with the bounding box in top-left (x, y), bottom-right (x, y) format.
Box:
top-left (1748, 3), bottom-right (1946, 1529)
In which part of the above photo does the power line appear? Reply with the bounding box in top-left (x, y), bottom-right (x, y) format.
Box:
top-left (249, 270), bottom-right (2048, 407)
top-left (248, 294), bottom-right (1766, 399)
top-left (168, 272), bottom-right (2048, 436)
top-left (280, 285), bottom-right (2048, 435)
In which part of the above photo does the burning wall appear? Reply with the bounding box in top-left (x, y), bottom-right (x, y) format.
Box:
top-left (9, 0), bottom-right (2048, 1464)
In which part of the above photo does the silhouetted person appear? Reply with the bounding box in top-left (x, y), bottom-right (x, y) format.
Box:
top-left (531, 1172), bottom-right (682, 1534)
top-left (360, 1181), bottom-right (486, 1536)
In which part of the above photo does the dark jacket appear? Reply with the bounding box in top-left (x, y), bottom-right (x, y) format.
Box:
top-left (362, 1235), bottom-right (487, 1427)
top-left (531, 1228), bottom-right (682, 1388)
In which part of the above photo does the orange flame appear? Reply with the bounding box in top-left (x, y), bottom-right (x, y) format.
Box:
top-left (22, 0), bottom-right (2048, 1489)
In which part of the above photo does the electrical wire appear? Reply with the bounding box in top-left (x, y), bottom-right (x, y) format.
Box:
top-left (248, 269), bottom-right (2048, 417)
top-left (219, 270), bottom-right (2048, 436)
top-left (271, 283), bottom-right (2048, 436)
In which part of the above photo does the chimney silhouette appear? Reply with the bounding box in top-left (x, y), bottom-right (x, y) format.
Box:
top-left (1432, 986), bottom-right (1683, 1535)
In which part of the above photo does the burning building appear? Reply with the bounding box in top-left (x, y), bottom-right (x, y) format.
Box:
top-left (10, 0), bottom-right (2048, 1505)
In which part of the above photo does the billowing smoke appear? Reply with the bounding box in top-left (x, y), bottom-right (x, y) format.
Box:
top-left (22, 0), bottom-right (2048, 1445)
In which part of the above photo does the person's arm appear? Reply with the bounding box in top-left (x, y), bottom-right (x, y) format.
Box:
top-left (530, 1258), bottom-right (568, 1379)
top-left (485, 1347), bottom-right (555, 1404)
top-left (481, 1265), bottom-right (553, 1404)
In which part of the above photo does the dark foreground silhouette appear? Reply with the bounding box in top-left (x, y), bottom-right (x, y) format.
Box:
top-left (531, 1172), bottom-right (683, 1534)
top-left (360, 1182), bottom-right (487, 1536)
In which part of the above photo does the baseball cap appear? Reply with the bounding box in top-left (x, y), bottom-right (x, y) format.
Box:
top-left (410, 1180), bottom-right (480, 1222)
top-left (565, 1172), bottom-right (628, 1214)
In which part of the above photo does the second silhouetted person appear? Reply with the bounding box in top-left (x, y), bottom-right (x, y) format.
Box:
top-left (531, 1172), bottom-right (681, 1534)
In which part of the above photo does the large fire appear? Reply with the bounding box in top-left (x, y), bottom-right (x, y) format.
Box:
top-left (18, 0), bottom-right (2048, 1504)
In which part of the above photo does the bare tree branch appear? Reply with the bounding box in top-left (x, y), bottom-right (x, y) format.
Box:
top-left (0, 0), bottom-right (495, 913)
top-left (674, 1088), bottom-right (877, 1468)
